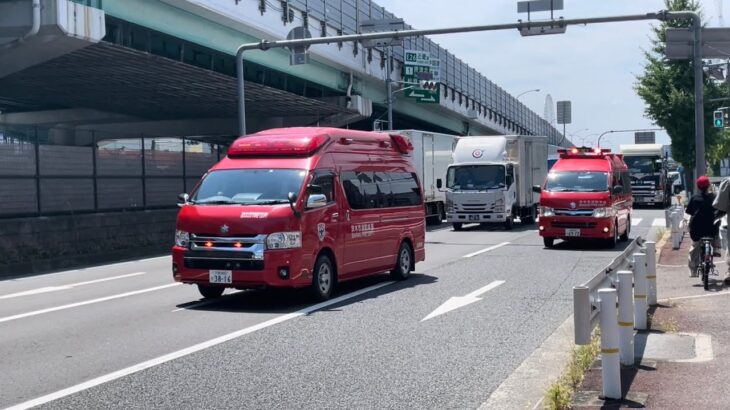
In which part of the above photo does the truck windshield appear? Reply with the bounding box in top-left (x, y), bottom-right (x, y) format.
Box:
top-left (446, 165), bottom-right (505, 190)
top-left (191, 169), bottom-right (306, 205)
top-left (544, 171), bottom-right (609, 192)
top-left (624, 155), bottom-right (661, 173)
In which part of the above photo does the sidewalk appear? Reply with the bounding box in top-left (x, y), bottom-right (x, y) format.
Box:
top-left (573, 232), bottom-right (730, 409)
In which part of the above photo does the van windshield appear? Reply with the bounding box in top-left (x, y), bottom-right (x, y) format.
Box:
top-left (544, 171), bottom-right (609, 193)
top-left (447, 165), bottom-right (505, 190)
top-left (191, 169), bottom-right (307, 205)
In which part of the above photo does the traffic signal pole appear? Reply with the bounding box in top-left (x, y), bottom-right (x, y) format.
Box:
top-left (235, 11), bottom-right (701, 159)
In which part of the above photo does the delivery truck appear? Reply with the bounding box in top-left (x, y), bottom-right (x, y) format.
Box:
top-left (445, 135), bottom-right (548, 230)
top-left (395, 130), bottom-right (458, 225)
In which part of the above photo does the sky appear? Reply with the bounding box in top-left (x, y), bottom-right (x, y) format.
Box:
top-left (374, 0), bottom-right (726, 151)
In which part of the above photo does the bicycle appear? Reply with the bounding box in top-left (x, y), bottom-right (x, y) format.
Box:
top-left (697, 236), bottom-right (717, 291)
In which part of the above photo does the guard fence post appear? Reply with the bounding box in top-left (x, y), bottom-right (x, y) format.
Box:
top-left (617, 271), bottom-right (635, 367)
top-left (633, 253), bottom-right (648, 330)
top-left (598, 288), bottom-right (622, 400)
top-left (645, 241), bottom-right (657, 306)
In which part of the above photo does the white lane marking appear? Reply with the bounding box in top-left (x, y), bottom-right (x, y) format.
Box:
top-left (660, 291), bottom-right (730, 302)
top-left (171, 290), bottom-right (245, 312)
top-left (652, 218), bottom-right (665, 227)
top-left (422, 280), bottom-right (505, 321)
top-left (631, 218), bottom-right (643, 227)
top-left (8, 256), bottom-right (168, 282)
top-left (0, 272), bottom-right (147, 300)
top-left (462, 242), bottom-right (510, 258)
top-left (6, 281), bottom-right (395, 410)
top-left (0, 283), bottom-right (180, 324)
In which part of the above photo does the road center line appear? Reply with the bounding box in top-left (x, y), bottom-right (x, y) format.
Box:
top-left (463, 242), bottom-right (510, 258)
top-left (0, 283), bottom-right (180, 324)
top-left (0, 272), bottom-right (147, 300)
top-left (6, 280), bottom-right (395, 410)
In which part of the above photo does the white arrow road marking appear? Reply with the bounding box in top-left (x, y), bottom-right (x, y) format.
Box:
top-left (0, 272), bottom-right (147, 300)
top-left (421, 280), bottom-right (505, 321)
top-left (631, 218), bottom-right (643, 226)
top-left (462, 242), bottom-right (510, 258)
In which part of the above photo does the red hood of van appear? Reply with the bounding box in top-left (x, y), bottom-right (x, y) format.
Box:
top-left (176, 204), bottom-right (297, 236)
top-left (540, 192), bottom-right (611, 209)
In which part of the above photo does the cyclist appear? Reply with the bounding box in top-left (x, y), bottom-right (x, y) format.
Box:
top-left (687, 176), bottom-right (724, 280)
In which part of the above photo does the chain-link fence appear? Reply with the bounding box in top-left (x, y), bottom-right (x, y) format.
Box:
top-left (0, 125), bottom-right (225, 218)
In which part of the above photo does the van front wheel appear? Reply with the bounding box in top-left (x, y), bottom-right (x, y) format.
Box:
top-left (391, 242), bottom-right (413, 280)
top-left (311, 255), bottom-right (334, 301)
top-left (197, 284), bottom-right (224, 299)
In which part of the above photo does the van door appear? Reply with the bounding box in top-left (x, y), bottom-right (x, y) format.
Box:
top-left (339, 170), bottom-right (390, 277)
top-left (301, 171), bottom-right (340, 278)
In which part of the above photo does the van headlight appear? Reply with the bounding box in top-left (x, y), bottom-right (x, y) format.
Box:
top-left (266, 232), bottom-right (302, 249)
top-left (592, 207), bottom-right (615, 218)
top-left (175, 230), bottom-right (190, 247)
top-left (539, 207), bottom-right (555, 217)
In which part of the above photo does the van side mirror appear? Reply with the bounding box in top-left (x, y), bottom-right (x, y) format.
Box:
top-left (287, 192), bottom-right (300, 218)
top-left (177, 193), bottom-right (189, 207)
top-left (306, 194), bottom-right (328, 209)
top-left (532, 185), bottom-right (542, 194)
top-left (436, 178), bottom-right (443, 189)
top-left (612, 185), bottom-right (624, 195)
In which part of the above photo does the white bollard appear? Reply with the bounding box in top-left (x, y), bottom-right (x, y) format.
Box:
top-left (634, 253), bottom-right (648, 330)
top-left (664, 208), bottom-right (671, 228)
top-left (671, 210), bottom-right (681, 250)
top-left (598, 288), bottom-right (622, 400)
top-left (645, 242), bottom-right (657, 306)
top-left (617, 271), bottom-right (635, 367)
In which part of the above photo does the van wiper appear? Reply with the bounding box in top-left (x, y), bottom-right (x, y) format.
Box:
top-left (254, 200), bottom-right (290, 205)
top-left (195, 199), bottom-right (238, 205)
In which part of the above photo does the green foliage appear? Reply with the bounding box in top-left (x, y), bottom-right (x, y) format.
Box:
top-left (543, 335), bottom-right (601, 410)
top-left (635, 0), bottom-right (727, 169)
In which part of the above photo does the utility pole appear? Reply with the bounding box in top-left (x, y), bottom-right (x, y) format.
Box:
top-left (386, 47), bottom-right (393, 131)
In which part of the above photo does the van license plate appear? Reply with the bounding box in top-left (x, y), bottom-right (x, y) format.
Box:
top-left (209, 270), bottom-right (232, 284)
top-left (565, 229), bottom-right (581, 237)
top-left (468, 215), bottom-right (480, 221)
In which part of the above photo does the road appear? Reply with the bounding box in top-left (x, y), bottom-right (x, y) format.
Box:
top-left (1, 208), bottom-right (665, 409)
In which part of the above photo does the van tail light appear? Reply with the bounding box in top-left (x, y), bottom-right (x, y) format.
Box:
top-left (389, 134), bottom-right (414, 154)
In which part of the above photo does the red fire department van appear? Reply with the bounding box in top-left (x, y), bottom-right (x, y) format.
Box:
top-left (535, 147), bottom-right (632, 248)
top-left (172, 127), bottom-right (426, 300)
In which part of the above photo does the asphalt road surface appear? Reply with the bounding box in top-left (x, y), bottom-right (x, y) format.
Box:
top-left (1, 208), bottom-right (665, 409)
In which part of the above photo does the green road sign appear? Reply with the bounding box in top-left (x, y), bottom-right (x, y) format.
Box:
top-left (403, 50), bottom-right (440, 104)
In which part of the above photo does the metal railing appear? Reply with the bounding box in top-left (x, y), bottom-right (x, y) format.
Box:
top-left (573, 237), bottom-right (657, 400)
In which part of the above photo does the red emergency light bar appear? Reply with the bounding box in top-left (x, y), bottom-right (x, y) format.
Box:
top-left (558, 146), bottom-right (612, 158)
top-left (228, 134), bottom-right (330, 157)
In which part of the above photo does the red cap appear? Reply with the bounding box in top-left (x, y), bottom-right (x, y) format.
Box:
top-left (697, 176), bottom-right (710, 189)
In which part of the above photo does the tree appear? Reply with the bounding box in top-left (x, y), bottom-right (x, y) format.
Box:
top-left (635, 0), bottom-right (726, 171)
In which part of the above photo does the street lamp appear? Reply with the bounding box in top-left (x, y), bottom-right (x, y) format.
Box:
top-left (516, 88), bottom-right (540, 99)
top-left (596, 128), bottom-right (664, 147)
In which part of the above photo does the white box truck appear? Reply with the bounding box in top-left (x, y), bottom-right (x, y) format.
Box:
top-left (395, 130), bottom-right (458, 224)
top-left (445, 135), bottom-right (548, 230)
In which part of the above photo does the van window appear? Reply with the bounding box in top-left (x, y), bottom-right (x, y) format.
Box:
top-left (310, 172), bottom-right (335, 203)
top-left (341, 171), bottom-right (421, 209)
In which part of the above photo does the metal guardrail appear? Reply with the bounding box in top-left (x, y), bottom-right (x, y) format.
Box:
top-left (573, 236), bottom-right (657, 400)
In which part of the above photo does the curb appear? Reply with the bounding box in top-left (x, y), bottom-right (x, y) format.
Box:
top-left (479, 314), bottom-right (575, 410)
top-left (654, 229), bottom-right (672, 263)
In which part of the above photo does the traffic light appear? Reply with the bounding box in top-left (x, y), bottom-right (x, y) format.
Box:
top-left (714, 110), bottom-right (724, 128)
top-left (419, 80), bottom-right (438, 91)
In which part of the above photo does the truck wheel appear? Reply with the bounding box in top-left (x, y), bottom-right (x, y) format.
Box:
top-left (311, 254), bottom-right (335, 301)
top-left (453, 223), bottom-right (463, 231)
top-left (390, 242), bottom-right (413, 280)
top-left (197, 284), bottom-right (224, 299)
top-left (522, 206), bottom-right (536, 225)
top-left (543, 238), bottom-right (555, 248)
top-left (504, 215), bottom-right (514, 230)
